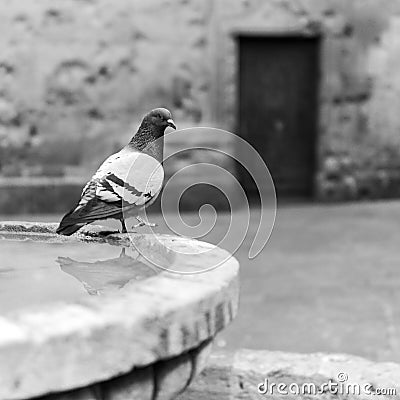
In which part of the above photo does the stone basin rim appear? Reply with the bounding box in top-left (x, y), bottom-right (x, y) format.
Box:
top-left (0, 221), bottom-right (240, 400)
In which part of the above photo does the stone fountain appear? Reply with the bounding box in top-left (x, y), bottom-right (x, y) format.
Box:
top-left (0, 221), bottom-right (239, 400)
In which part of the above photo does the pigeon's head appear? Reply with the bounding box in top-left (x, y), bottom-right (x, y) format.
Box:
top-left (132, 108), bottom-right (176, 150)
top-left (145, 108), bottom-right (176, 132)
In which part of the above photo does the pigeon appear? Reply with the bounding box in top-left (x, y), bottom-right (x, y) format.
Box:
top-left (57, 248), bottom-right (158, 295)
top-left (56, 108), bottom-right (176, 236)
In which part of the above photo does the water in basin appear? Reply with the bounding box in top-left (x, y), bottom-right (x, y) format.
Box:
top-left (0, 238), bottom-right (159, 315)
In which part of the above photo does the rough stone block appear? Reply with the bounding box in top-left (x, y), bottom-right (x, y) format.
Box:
top-left (179, 350), bottom-right (400, 400)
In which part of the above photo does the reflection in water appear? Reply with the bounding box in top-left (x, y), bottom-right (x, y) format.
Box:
top-left (57, 248), bottom-right (158, 295)
top-left (0, 237), bottom-right (169, 314)
top-left (0, 232), bottom-right (223, 316)
top-left (0, 232), bottom-right (204, 316)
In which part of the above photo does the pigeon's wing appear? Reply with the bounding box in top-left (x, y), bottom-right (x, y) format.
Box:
top-left (77, 151), bottom-right (164, 213)
top-left (78, 152), bottom-right (124, 205)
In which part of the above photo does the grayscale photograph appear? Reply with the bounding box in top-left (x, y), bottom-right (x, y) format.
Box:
top-left (0, 1), bottom-right (399, 399)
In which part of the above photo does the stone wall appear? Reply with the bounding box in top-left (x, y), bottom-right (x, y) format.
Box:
top-left (214, 0), bottom-right (400, 200)
top-left (1, 0), bottom-right (400, 200)
top-left (0, 0), bottom-right (223, 180)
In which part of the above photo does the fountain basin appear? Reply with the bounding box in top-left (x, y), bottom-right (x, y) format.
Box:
top-left (0, 222), bottom-right (239, 400)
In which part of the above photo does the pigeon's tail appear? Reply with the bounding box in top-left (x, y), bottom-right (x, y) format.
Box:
top-left (56, 209), bottom-right (87, 236)
top-left (57, 198), bottom-right (123, 236)
top-left (56, 221), bottom-right (85, 236)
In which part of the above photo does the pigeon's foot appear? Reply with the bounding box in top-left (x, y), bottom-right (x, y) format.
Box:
top-left (134, 216), bottom-right (157, 228)
top-left (118, 220), bottom-right (138, 233)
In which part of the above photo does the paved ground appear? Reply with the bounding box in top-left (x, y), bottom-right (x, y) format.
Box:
top-left (3, 200), bottom-right (400, 363)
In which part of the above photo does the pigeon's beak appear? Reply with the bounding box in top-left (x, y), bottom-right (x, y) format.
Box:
top-left (167, 119), bottom-right (176, 130)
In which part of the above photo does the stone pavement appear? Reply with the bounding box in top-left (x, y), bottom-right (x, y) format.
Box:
top-left (216, 200), bottom-right (400, 364)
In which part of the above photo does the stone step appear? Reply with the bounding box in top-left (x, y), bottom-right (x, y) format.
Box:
top-left (178, 349), bottom-right (400, 400)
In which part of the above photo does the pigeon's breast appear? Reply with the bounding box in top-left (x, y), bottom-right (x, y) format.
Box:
top-left (99, 151), bottom-right (164, 208)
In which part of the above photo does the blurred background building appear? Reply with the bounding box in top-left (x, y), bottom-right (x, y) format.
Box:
top-left (1, 0), bottom-right (400, 212)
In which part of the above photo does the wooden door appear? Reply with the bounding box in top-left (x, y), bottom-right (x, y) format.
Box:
top-left (238, 35), bottom-right (319, 198)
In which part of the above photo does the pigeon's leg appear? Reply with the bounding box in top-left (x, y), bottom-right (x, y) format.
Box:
top-left (120, 219), bottom-right (128, 233)
top-left (133, 215), bottom-right (157, 228)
